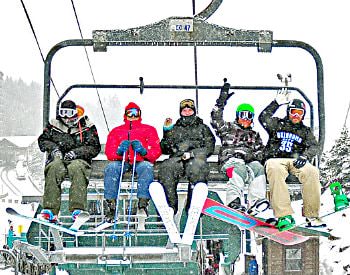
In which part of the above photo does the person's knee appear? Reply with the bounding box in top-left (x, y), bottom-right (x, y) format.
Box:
top-left (265, 159), bottom-right (284, 173)
top-left (104, 161), bottom-right (120, 175)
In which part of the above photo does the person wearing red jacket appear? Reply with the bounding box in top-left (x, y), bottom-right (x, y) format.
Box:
top-left (104, 102), bottom-right (162, 221)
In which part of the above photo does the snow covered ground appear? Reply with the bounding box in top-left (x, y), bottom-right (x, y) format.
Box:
top-left (1, 189), bottom-right (350, 274)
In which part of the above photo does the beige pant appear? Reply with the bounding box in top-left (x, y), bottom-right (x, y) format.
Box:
top-left (265, 158), bottom-right (321, 218)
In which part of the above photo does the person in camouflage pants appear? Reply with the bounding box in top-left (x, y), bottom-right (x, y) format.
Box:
top-left (211, 83), bottom-right (269, 215)
top-left (38, 100), bottom-right (101, 222)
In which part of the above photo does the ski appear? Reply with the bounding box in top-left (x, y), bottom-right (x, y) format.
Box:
top-left (181, 182), bottom-right (208, 245)
top-left (70, 211), bottom-right (90, 231)
top-left (149, 181), bottom-right (182, 244)
top-left (202, 198), bottom-right (309, 246)
top-left (93, 221), bottom-right (113, 232)
top-left (6, 207), bottom-right (84, 236)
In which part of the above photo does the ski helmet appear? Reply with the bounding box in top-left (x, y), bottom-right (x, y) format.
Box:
top-left (287, 99), bottom-right (306, 118)
top-left (236, 103), bottom-right (255, 119)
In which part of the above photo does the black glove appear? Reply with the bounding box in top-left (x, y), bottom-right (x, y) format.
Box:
top-left (293, 155), bottom-right (308, 169)
top-left (51, 148), bottom-right (63, 160)
top-left (64, 151), bottom-right (77, 161)
top-left (216, 82), bottom-right (234, 107)
top-left (131, 140), bottom-right (147, 156)
top-left (177, 141), bottom-right (192, 152)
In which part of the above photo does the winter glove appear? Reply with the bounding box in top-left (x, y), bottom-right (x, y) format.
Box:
top-left (293, 155), bottom-right (308, 169)
top-left (131, 140), bottom-right (147, 156)
top-left (163, 118), bottom-right (174, 131)
top-left (177, 141), bottom-right (192, 152)
top-left (181, 152), bottom-right (194, 160)
top-left (117, 140), bottom-right (130, 155)
top-left (51, 148), bottom-right (63, 160)
top-left (216, 82), bottom-right (234, 107)
top-left (275, 89), bottom-right (290, 105)
top-left (64, 151), bottom-right (77, 161)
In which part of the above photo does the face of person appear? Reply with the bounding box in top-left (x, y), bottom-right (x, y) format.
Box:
top-left (288, 108), bottom-right (304, 124)
top-left (238, 118), bottom-right (253, 128)
top-left (181, 107), bottom-right (194, 117)
top-left (125, 108), bottom-right (141, 121)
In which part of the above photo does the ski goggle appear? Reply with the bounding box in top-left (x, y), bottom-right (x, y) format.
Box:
top-left (180, 99), bottom-right (195, 110)
top-left (59, 108), bottom-right (77, 118)
top-left (237, 111), bottom-right (254, 120)
top-left (289, 108), bottom-right (304, 117)
top-left (125, 108), bottom-right (141, 118)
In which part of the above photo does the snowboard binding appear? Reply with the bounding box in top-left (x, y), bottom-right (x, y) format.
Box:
top-left (329, 181), bottom-right (349, 212)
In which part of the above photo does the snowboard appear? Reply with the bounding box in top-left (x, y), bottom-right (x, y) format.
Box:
top-left (202, 198), bottom-right (309, 246)
top-left (6, 207), bottom-right (87, 236)
top-left (149, 181), bottom-right (182, 244)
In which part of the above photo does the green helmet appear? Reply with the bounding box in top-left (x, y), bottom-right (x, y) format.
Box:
top-left (236, 103), bottom-right (255, 120)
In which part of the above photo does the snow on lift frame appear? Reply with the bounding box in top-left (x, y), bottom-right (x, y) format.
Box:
top-left (42, 0), bottom-right (325, 160)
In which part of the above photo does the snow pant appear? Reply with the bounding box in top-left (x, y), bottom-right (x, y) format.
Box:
top-left (158, 156), bottom-right (210, 214)
top-left (265, 158), bottom-right (321, 218)
top-left (43, 158), bottom-right (91, 215)
top-left (104, 160), bottom-right (153, 201)
top-left (221, 158), bottom-right (266, 207)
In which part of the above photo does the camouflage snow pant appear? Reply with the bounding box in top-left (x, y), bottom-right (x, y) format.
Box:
top-left (43, 158), bottom-right (91, 215)
top-left (158, 156), bottom-right (209, 214)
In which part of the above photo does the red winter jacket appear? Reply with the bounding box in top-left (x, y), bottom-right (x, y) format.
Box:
top-left (105, 102), bottom-right (162, 164)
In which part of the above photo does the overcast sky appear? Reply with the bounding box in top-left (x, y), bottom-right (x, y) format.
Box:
top-left (0, 0), bottom-right (349, 149)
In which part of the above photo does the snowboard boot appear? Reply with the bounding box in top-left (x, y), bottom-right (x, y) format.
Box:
top-left (276, 215), bottom-right (295, 231)
top-left (39, 209), bottom-right (58, 223)
top-left (227, 197), bottom-right (247, 212)
top-left (247, 198), bottom-right (270, 216)
top-left (305, 217), bottom-right (327, 228)
top-left (104, 199), bottom-right (116, 222)
top-left (137, 198), bottom-right (149, 217)
top-left (330, 181), bottom-right (349, 211)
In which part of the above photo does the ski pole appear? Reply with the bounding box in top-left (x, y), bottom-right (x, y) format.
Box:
top-left (124, 151), bottom-right (138, 238)
top-left (110, 151), bottom-right (127, 241)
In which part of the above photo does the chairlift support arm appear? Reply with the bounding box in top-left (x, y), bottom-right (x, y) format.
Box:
top-left (43, 16), bottom-right (325, 151)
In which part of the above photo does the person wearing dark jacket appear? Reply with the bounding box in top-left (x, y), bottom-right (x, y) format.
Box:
top-left (158, 99), bottom-right (215, 215)
top-left (258, 90), bottom-right (324, 231)
top-left (38, 100), bottom-right (101, 222)
top-left (211, 83), bottom-right (269, 215)
top-left (104, 102), bottom-right (162, 221)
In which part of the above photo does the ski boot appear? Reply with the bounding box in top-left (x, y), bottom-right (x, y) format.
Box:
top-left (247, 198), bottom-right (270, 216)
top-left (103, 199), bottom-right (116, 222)
top-left (39, 209), bottom-right (58, 223)
top-left (276, 215), bottom-right (295, 231)
top-left (227, 197), bottom-right (247, 212)
top-left (330, 181), bottom-right (349, 211)
top-left (137, 198), bottom-right (149, 217)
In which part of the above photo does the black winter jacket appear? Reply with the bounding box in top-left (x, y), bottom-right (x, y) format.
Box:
top-left (38, 116), bottom-right (101, 165)
top-left (211, 104), bottom-right (265, 164)
top-left (258, 100), bottom-right (319, 161)
top-left (161, 115), bottom-right (215, 159)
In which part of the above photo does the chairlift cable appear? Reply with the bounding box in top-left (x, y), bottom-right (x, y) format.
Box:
top-left (70, 0), bottom-right (110, 132)
top-left (19, 0), bottom-right (60, 98)
top-left (192, 0), bottom-right (200, 113)
top-left (344, 100), bottom-right (350, 128)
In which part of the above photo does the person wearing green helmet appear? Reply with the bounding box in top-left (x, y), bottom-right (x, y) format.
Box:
top-left (211, 83), bottom-right (269, 216)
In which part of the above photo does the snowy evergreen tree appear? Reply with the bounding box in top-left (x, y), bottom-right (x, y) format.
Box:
top-left (320, 126), bottom-right (350, 189)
